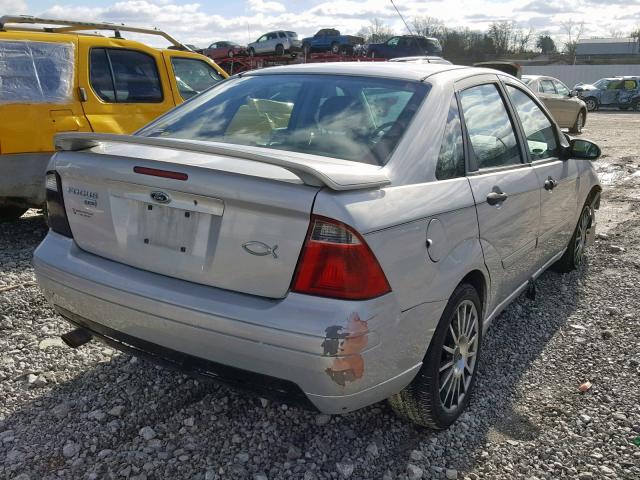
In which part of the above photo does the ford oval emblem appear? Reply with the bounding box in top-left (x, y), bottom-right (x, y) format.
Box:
top-left (150, 191), bottom-right (171, 204)
top-left (242, 241), bottom-right (279, 259)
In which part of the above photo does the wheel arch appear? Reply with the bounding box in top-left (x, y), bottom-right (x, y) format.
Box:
top-left (458, 270), bottom-right (488, 318)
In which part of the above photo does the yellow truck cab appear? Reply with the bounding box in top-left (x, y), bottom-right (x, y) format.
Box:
top-left (0, 15), bottom-right (228, 220)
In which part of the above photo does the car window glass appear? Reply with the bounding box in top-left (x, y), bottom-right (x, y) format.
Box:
top-left (459, 83), bottom-right (521, 169)
top-left (554, 80), bottom-right (570, 96)
top-left (106, 49), bottom-right (162, 103)
top-left (506, 86), bottom-right (559, 160)
top-left (607, 80), bottom-right (622, 90)
top-left (387, 37), bottom-right (399, 46)
top-left (89, 48), bottom-right (116, 102)
top-left (139, 74), bottom-right (429, 166)
top-left (279, 32), bottom-right (286, 38)
top-left (436, 97), bottom-right (465, 180)
top-left (624, 80), bottom-right (637, 90)
top-left (257, 35), bottom-right (266, 42)
top-left (171, 58), bottom-right (224, 100)
top-left (540, 79), bottom-right (556, 94)
top-left (268, 33), bottom-right (277, 40)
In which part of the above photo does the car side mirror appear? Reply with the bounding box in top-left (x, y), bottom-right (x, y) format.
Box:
top-left (569, 90), bottom-right (578, 97)
top-left (569, 138), bottom-right (601, 160)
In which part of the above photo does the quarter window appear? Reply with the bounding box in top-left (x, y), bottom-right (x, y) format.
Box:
top-left (506, 86), bottom-right (559, 160)
top-left (459, 84), bottom-right (521, 169)
top-left (436, 98), bottom-right (465, 180)
top-left (89, 48), bottom-right (162, 103)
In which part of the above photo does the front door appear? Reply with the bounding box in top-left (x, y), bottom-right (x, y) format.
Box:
top-left (78, 37), bottom-right (174, 134)
top-left (458, 79), bottom-right (541, 304)
top-left (504, 82), bottom-right (578, 264)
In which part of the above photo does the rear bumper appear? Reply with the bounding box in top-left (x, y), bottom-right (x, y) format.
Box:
top-left (0, 152), bottom-right (53, 207)
top-left (34, 232), bottom-right (445, 413)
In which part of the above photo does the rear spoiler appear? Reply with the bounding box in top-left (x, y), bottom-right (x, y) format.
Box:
top-left (54, 133), bottom-right (390, 191)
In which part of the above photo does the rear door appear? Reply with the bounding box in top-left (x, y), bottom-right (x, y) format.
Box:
top-left (78, 37), bottom-right (175, 133)
top-left (458, 76), bottom-right (541, 303)
top-left (503, 80), bottom-right (578, 265)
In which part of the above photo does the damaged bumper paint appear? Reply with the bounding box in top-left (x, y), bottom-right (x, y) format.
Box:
top-left (33, 232), bottom-right (446, 413)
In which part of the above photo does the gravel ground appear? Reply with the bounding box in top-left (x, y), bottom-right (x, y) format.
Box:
top-left (1, 112), bottom-right (640, 480)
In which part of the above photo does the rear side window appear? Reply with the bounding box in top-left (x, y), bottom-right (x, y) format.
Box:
top-left (623, 80), bottom-right (637, 90)
top-left (436, 98), bottom-right (465, 180)
top-left (539, 79), bottom-right (556, 94)
top-left (171, 58), bottom-right (224, 100)
top-left (0, 40), bottom-right (74, 104)
top-left (506, 86), bottom-right (559, 160)
top-left (90, 48), bottom-right (162, 103)
top-left (459, 84), bottom-right (521, 169)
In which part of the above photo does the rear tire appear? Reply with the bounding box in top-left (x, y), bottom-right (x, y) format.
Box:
top-left (330, 42), bottom-right (339, 54)
top-left (552, 203), bottom-right (592, 273)
top-left (389, 283), bottom-right (482, 429)
top-left (569, 110), bottom-right (585, 134)
top-left (584, 97), bottom-right (598, 112)
top-left (0, 205), bottom-right (28, 222)
top-left (275, 44), bottom-right (285, 56)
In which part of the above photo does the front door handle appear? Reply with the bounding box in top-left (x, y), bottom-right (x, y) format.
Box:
top-left (487, 191), bottom-right (508, 206)
top-left (544, 177), bottom-right (557, 191)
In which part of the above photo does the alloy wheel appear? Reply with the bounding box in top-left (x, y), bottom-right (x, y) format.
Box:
top-left (574, 207), bottom-right (590, 266)
top-left (439, 299), bottom-right (479, 412)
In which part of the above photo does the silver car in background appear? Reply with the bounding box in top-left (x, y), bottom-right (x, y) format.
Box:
top-left (522, 75), bottom-right (587, 134)
top-left (247, 30), bottom-right (301, 56)
top-left (35, 63), bottom-right (602, 428)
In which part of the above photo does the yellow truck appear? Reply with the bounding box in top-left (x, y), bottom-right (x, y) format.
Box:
top-left (0, 16), bottom-right (228, 221)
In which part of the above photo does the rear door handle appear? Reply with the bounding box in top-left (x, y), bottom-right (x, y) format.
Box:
top-left (544, 177), bottom-right (557, 191)
top-left (487, 191), bottom-right (508, 206)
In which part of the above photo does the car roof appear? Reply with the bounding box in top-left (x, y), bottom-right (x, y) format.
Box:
top-left (245, 61), bottom-right (479, 81)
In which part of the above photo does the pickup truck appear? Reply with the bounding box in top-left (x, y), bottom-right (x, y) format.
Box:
top-left (301, 29), bottom-right (364, 56)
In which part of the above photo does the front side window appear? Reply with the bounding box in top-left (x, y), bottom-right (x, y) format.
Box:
top-left (171, 58), bottom-right (224, 100)
top-left (459, 84), bottom-right (521, 169)
top-left (138, 74), bottom-right (429, 166)
top-left (387, 37), bottom-right (399, 46)
top-left (90, 48), bottom-right (162, 103)
top-left (436, 98), bottom-right (465, 180)
top-left (554, 80), bottom-right (570, 96)
top-left (506, 85), bottom-right (559, 160)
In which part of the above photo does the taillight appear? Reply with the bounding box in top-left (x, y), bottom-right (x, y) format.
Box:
top-left (45, 171), bottom-right (73, 238)
top-left (292, 215), bottom-right (391, 300)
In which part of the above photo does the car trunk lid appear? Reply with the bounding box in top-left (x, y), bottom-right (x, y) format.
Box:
top-left (53, 133), bottom-right (389, 298)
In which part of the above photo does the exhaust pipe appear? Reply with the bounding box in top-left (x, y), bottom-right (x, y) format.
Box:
top-left (61, 327), bottom-right (93, 348)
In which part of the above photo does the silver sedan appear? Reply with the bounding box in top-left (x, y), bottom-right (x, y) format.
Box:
top-left (35, 63), bottom-right (602, 428)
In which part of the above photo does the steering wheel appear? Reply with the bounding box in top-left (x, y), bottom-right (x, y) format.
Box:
top-left (370, 121), bottom-right (395, 139)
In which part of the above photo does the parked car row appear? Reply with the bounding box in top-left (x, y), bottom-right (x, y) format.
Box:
top-left (203, 30), bottom-right (443, 60)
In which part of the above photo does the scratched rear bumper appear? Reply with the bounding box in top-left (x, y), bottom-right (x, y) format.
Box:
top-left (34, 232), bottom-right (445, 413)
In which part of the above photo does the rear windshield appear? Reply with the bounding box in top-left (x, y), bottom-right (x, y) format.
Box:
top-left (522, 77), bottom-right (532, 85)
top-left (138, 74), bottom-right (429, 166)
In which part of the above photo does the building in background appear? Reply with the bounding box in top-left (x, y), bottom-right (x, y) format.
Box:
top-left (576, 37), bottom-right (640, 58)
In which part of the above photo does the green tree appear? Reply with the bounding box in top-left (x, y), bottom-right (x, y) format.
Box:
top-left (536, 34), bottom-right (557, 54)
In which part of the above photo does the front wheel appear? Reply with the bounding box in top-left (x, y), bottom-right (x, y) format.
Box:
top-left (330, 42), bottom-right (339, 54)
top-left (584, 97), bottom-right (598, 112)
top-left (553, 204), bottom-right (592, 273)
top-left (389, 283), bottom-right (482, 429)
top-left (275, 44), bottom-right (285, 56)
top-left (569, 110), bottom-right (586, 134)
top-left (0, 205), bottom-right (28, 222)
top-left (248, 47), bottom-right (255, 57)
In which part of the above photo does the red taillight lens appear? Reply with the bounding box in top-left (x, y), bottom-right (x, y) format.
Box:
top-left (292, 216), bottom-right (391, 300)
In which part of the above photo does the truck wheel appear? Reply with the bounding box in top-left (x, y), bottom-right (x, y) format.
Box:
top-left (275, 44), bottom-right (285, 56)
top-left (339, 45), bottom-right (353, 56)
top-left (331, 42), bottom-right (339, 54)
top-left (0, 205), bottom-right (28, 222)
top-left (389, 283), bottom-right (482, 429)
top-left (584, 97), bottom-right (598, 112)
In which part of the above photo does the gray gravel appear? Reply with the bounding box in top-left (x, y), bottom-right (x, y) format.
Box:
top-left (2, 113), bottom-right (640, 479)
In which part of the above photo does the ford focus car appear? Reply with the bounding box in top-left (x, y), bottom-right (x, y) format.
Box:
top-left (34, 63), bottom-right (601, 429)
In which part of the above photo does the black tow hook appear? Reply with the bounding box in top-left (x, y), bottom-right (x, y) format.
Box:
top-left (61, 328), bottom-right (93, 348)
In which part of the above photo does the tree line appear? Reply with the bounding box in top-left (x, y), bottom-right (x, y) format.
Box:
top-left (357, 17), bottom-right (640, 64)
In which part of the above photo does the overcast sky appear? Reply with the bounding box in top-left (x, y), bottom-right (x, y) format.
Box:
top-left (3, 0), bottom-right (640, 48)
